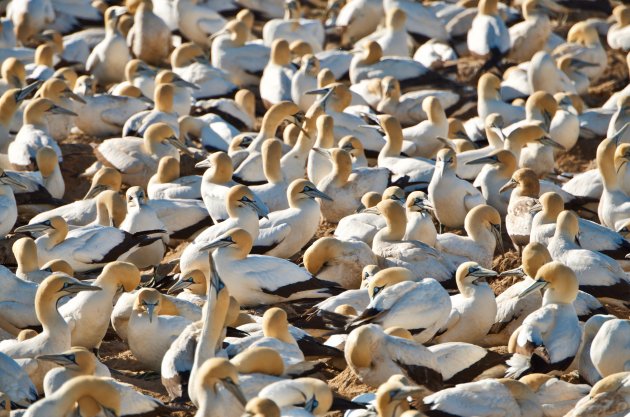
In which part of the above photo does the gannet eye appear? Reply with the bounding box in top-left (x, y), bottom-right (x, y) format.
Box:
top-left (373, 285), bottom-right (384, 296)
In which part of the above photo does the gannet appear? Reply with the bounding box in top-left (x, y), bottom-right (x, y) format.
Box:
top-left (356, 8), bottom-right (412, 58)
top-left (196, 88), bottom-right (256, 131)
top-left (14, 216), bottom-right (160, 272)
top-left (9, 146), bottom-right (64, 202)
top-left (8, 98), bottom-right (73, 169)
top-left (13, 237), bottom-right (72, 283)
top-left (506, 262), bottom-right (581, 378)
top-left (0, 352), bottom-right (37, 407)
top-left (332, 190), bottom-right (388, 246)
top-left (503, 168), bottom-right (540, 253)
top-left (553, 22), bottom-right (606, 81)
top-left (126, 0), bottom-right (171, 66)
top-left (85, 6), bottom-right (129, 87)
top-left (292, 55), bottom-right (320, 112)
top-left (250, 139), bottom-right (290, 212)
top-left (404, 190), bottom-right (437, 245)
top-left (549, 93), bottom-right (580, 153)
top-left (110, 59), bottom-right (156, 99)
top-left (468, 0), bottom-right (509, 66)
top-left (402, 96), bottom-right (449, 158)
top-left (429, 148), bottom-right (486, 230)
top-left (478, 73), bottom-right (526, 126)
top-left (171, 42), bottom-right (237, 100)
top-left (508, 0), bottom-right (566, 63)
top-left (148, 156), bottom-right (200, 200)
top-left (153, 70), bottom-right (198, 118)
top-left (0, 169), bottom-right (26, 236)
top-left (262, 0), bottom-right (324, 52)
top-left (548, 210), bottom-right (630, 305)
top-left (0, 82), bottom-right (40, 153)
top-left (176, 0), bottom-right (226, 46)
top-left (565, 372), bottom-right (630, 417)
top-left (122, 82), bottom-right (179, 137)
top-left (229, 347), bottom-right (288, 402)
top-left (318, 149), bottom-right (389, 223)
top-left (258, 378), bottom-right (332, 416)
top-left (577, 314), bottom-right (617, 385)
top-left (608, 5), bottom-right (630, 51)
top-left (303, 236), bottom-right (378, 289)
top-left (454, 113), bottom-right (505, 181)
top-left (0, 274), bottom-right (100, 392)
top-left (347, 267), bottom-right (451, 343)
top-left (0, 58), bottom-right (26, 96)
top-left (244, 397), bottom-right (281, 417)
top-left (191, 358), bottom-right (246, 416)
top-left (202, 228), bottom-right (340, 306)
top-left (599, 139), bottom-right (630, 230)
top-left (519, 373), bottom-right (590, 417)
top-left (257, 179), bottom-right (330, 259)
top-left (260, 39), bottom-right (297, 107)
top-left (35, 77), bottom-right (84, 142)
top-left (86, 122), bottom-right (189, 188)
top-left (589, 319), bottom-right (630, 380)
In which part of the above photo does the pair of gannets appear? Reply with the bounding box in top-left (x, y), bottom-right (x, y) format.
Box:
top-left (13, 237), bottom-right (72, 284)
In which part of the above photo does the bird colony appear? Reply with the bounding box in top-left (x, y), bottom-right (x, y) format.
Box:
top-left (0, 0), bottom-right (628, 415)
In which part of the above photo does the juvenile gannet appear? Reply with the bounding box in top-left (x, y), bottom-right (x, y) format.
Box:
top-left (347, 267), bottom-right (451, 343)
top-left (87, 122), bottom-right (189, 188)
top-left (0, 274), bottom-right (100, 392)
top-left (127, 288), bottom-right (192, 371)
top-left (318, 149), bottom-right (388, 223)
top-left (260, 39), bottom-right (297, 107)
top-left (59, 261), bottom-right (140, 350)
top-left (467, 0), bottom-right (509, 67)
top-left (191, 358), bottom-right (246, 417)
top-left (506, 262), bottom-right (581, 378)
top-left (14, 215), bottom-right (160, 272)
top-left (303, 236), bottom-right (378, 289)
top-left (148, 156), bottom-right (201, 200)
top-left (423, 378), bottom-right (543, 417)
top-left (257, 179), bottom-right (330, 259)
top-left (548, 210), bottom-right (630, 305)
top-left (8, 98), bottom-right (74, 169)
top-left (210, 19), bottom-right (269, 88)
top-left (171, 42), bottom-right (238, 100)
top-left (372, 200), bottom-right (454, 283)
top-left (589, 319), bottom-right (630, 380)
top-left (126, 0), bottom-right (171, 66)
top-left (429, 148), bottom-right (486, 230)
top-left (435, 262), bottom-right (497, 344)
top-left (202, 228), bottom-right (340, 306)
top-left (22, 376), bottom-right (120, 417)
top-left (85, 6), bottom-right (129, 87)
top-left (502, 168), bottom-right (540, 253)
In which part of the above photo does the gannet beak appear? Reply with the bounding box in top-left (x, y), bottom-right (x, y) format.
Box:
top-left (305, 87), bottom-right (332, 96)
top-left (304, 395), bottom-right (318, 413)
top-left (539, 136), bottom-right (565, 150)
top-left (611, 122), bottom-right (630, 145)
top-left (102, 407), bottom-right (119, 417)
top-left (492, 223), bottom-right (504, 254)
top-left (167, 275), bottom-right (192, 294)
top-left (245, 198), bottom-right (269, 219)
top-left (146, 303), bottom-right (156, 323)
top-left (137, 94), bottom-right (154, 105)
top-left (15, 221), bottom-right (53, 233)
top-left (518, 278), bottom-right (548, 299)
top-left (470, 265), bottom-right (497, 278)
top-left (16, 80), bottom-right (41, 101)
top-left (168, 137), bottom-right (194, 156)
top-left (64, 88), bottom-right (86, 104)
top-left (499, 179), bottom-right (517, 193)
top-left (200, 236), bottom-right (234, 251)
top-left (222, 378), bottom-right (247, 406)
top-left (210, 268), bottom-right (226, 294)
top-left (83, 184), bottom-right (108, 200)
top-left (499, 266), bottom-right (525, 278)
top-left (36, 353), bottom-right (77, 367)
top-left (137, 65), bottom-right (157, 76)
top-left (0, 171), bottom-right (28, 189)
top-left (49, 104), bottom-right (78, 116)
top-left (305, 187), bottom-right (333, 201)
top-left (174, 77), bottom-right (199, 90)
top-left (208, 28), bottom-right (228, 42)
top-left (529, 201), bottom-right (543, 214)
top-left (64, 281), bottom-right (102, 294)
top-left (361, 207), bottom-right (380, 215)
top-left (466, 155), bottom-right (498, 165)
top-left (390, 386), bottom-right (425, 400)
top-left (194, 158), bottom-right (212, 169)
top-left (490, 123), bottom-right (506, 141)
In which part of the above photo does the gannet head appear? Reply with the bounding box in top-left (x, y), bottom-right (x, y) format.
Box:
top-left (455, 261), bottom-right (497, 295)
top-left (243, 397), bottom-right (281, 417)
top-left (368, 266), bottom-right (413, 299)
top-left (231, 347), bottom-right (285, 376)
top-left (197, 358), bottom-right (246, 405)
top-left (519, 261), bottom-right (578, 304)
top-left (521, 241), bottom-right (552, 278)
top-left (499, 167), bottom-right (540, 196)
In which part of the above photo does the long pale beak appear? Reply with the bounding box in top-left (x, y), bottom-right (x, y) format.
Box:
top-left (137, 65), bottom-right (157, 76)
top-left (49, 105), bottom-right (78, 116)
top-left (391, 386), bottom-right (425, 400)
top-left (199, 236), bottom-right (234, 251)
top-left (210, 267), bottom-right (226, 294)
top-left (174, 77), bottom-right (199, 90)
top-left (470, 266), bottom-right (498, 278)
top-left (14, 222), bottom-right (52, 233)
top-left (36, 353), bottom-right (77, 367)
top-left (168, 137), bottom-right (194, 156)
top-left (245, 198), bottom-right (269, 219)
top-left (499, 266), bottom-right (525, 277)
top-left (64, 282), bottom-right (102, 294)
top-left (499, 180), bottom-right (517, 194)
top-left (611, 122), bottom-right (630, 145)
top-left (167, 275), bottom-right (192, 294)
top-left (539, 136), bottom-right (565, 150)
top-left (306, 187), bottom-right (333, 201)
top-left (0, 172), bottom-right (28, 189)
top-left (466, 155), bottom-right (498, 165)
top-left (64, 89), bottom-right (86, 104)
top-left (16, 80), bottom-right (41, 101)
top-left (490, 123), bottom-right (506, 141)
top-left (137, 94), bottom-right (154, 105)
top-left (83, 184), bottom-right (108, 200)
top-left (195, 159), bottom-right (212, 169)
top-left (222, 378), bottom-right (247, 406)
top-left (305, 87), bottom-right (332, 96)
top-left (491, 223), bottom-right (504, 254)
top-left (146, 303), bottom-right (156, 323)
top-left (518, 278), bottom-right (548, 299)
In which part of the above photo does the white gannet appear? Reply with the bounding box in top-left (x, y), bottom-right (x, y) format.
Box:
top-left (404, 190), bottom-right (437, 245)
top-left (122, 82), bottom-right (179, 138)
top-left (508, 0), bottom-right (566, 63)
top-left (58, 262), bottom-right (140, 350)
top-left (9, 146), bottom-right (64, 201)
top-left (356, 8), bottom-right (412, 58)
top-left (176, 0), bottom-right (226, 46)
top-left (170, 42), bottom-right (237, 100)
top-left (590, 319), bottom-right (630, 380)
top-left (86, 122), bottom-right (189, 188)
top-left (0, 274), bottom-right (100, 392)
top-left (318, 148), bottom-right (388, 223)
top-left (13, 237), bottom-right (72, 284)
top-left (292, 55), bottom-right (319, 112)
top-left (0, 352), bottom-right (37, 407)
top-left (307, 114), bottom-right (335, 187)
top-left (402, 96), bottom-right (449, 159)
top-left (257, 179), bottom-right (331, 259)
top-left (455, 114), bottom-right (504, 181)
top-left (210, 19), bottom-right (269, 88)
top-left (196, 88), bottom-right (256, 132)
top-left (7, 0), bottom-right (55, 45)
top-left (0, 169), bottom-right (26, 236)
top-left (8, 98), bottom-right (73, 169)
top-left (243, 397), bottom-right (281, 417)
top-left (468, 0), bottom-right (510, 66)
top-left (478, 73), bottom-right (526, 126)
top-left (347, 267), bottom-right (451, 343)
top-left (527, 52), bottom-right (576, 98)
top-left (14, 216), bottom-right (160, 272)
top-left (127, 288), bottom-right (192, 371)
top-left (262, 0), bottom-right (324, 52)
top-left (553, 22), bottom-right (606, 81)
top-left (201, 228), bottom-right (340, 306)
top-left (506, 261), bottom-right (581, 378)
top-left (577, 314), bottom-right (617, 386)
top-left (260, 39), bottom-right (297, 107)
top-left (303, 236), bottom-right (378, 289)
top-left (549, 93), bottom-right (580, 153)
top-left (229, 347), bottom-right (287, 402)
top-left (85, 6), bottom-right (129, 87)
top-left (429, 148), bottom-right (486, 230)
top-left (110, 58), bottom-right (156, 99)
top-left (0, 82), bottom-right (40, 153)
top-left (153, 70), bottom-right (198, 118)
top-left (332, 189), bottom-right (388, 246)
top-left (35, 77), bottom-right (85, 142)
top-left (435, 262), bottom-right (498, 344)
top-left (608, 5), bottom-right (630, 51)
top-left (126, 0), bottom-right (171, 66)
top-left (502, 168), bottom-right (540, 253)
top-left (148, 156), bottom-right (201, 200)
top-left (548, 210), bottom-right (630, 305)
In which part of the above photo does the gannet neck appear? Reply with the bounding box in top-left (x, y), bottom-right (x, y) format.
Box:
top-left (315, 114), bottom-right (334, 148)
top-left (479, 0), bottom-right (499, 15)
top-left (206, 152), bottom-right (233, 184)
top-left (262, 139), bottom-right (284, 184)
top-left (381, 115), bottom-right (404, 157)
top-left (154, 83), bottom-right (174, 113)
top-left (597, 138), bottom-right (619, 190)
top-left (331, 149), bottom-right (353, 186)
top-left (378, 200), bottom-right (407, 240)
top-left (13, 237), bottom-right (39, 276)
top-left (36, 277), bottom-right (70, 335)
top-left (257, 102), bottom-right (299, 146)
top-left (0, 89), bottom-right (20, 127)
